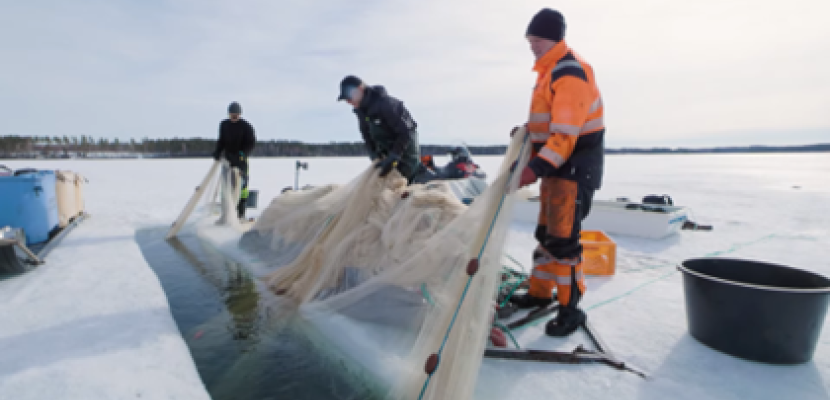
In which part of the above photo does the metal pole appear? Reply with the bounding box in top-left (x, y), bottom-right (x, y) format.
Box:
top-left (295, 161), bottom-right (308, 191)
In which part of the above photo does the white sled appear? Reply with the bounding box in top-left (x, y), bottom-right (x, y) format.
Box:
top-left (513, 198), bottom-right (689, 240)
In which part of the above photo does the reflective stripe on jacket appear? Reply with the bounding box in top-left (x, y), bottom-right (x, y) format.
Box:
top-left (526, 41), bottom-right (604, 189)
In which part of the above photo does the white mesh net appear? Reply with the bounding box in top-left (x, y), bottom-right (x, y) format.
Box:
top-left (200, 162), bottom-right (245, 229)
top-left (201, 130), bottom-right (530, 399)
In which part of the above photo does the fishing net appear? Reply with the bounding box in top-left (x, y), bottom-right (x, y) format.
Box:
top-left (202, 130), bottom-right (530, 399)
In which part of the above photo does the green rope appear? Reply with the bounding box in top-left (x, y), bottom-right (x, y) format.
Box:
top-left (505, 253), bottom-right (527, 273)
top-left (421, 283), bottom-right (436, 306)
top-left (498, 277), bottom-right (524, 309)
top-left (703, 233), bottom-right (776, 257)
top-left (494, 321), bottom-right (521, 349)
top-left (585, 269), bottom-right (676, 312)
top-left (495, 254), bottom-right (530, 308)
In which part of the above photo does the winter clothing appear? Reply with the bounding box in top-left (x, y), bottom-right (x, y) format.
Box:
top-left (213, 119), bottom-right (256, 167)
top-left (527, 177), bottom-right (592, 301)
top-left (337, 75), bottom-right (363, 101)
top-left (228, 102), bottom-right (242, 114)
top-left (526, 8), bottom-right (566, 42)
top-left (530, 253), bottom-right (586, 306)
top-left (548, 271), bottom-right (586, 338)
top-left (375, 152), bottom-right (400, 177)
top-left (519, 33), bottom-right (604, 336)
top-left (236, 160), bottom-right (249, 219)
top-left (353, 85), bottom-right (420, 181)
top-left (213, 117), bottom-right (256, 219)
top-left (526, 40), bottom-right (604, 190)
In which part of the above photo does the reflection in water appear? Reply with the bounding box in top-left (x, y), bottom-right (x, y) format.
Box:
top-left (137, 228), bottom-right (377, 400)
top-left (167, 237), bottom-right (262, 349)
top-left (224, 264), bottom-right (259, 342)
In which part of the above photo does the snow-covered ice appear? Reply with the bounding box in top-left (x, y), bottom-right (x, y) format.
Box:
top-left (480, 153), bottom-right (830, 400)
top-left (0, 153), bottom-right (828, 399)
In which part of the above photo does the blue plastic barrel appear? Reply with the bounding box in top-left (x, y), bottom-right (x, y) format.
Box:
top-left (0, 170), bottom-right (60, 244)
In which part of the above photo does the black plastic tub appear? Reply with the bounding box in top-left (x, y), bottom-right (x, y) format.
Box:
top-left (679, 258), bottom-right (830, 364)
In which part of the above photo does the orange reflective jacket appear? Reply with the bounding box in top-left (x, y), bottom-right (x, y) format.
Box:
top-left (526, 41), bottom-right (604, 189)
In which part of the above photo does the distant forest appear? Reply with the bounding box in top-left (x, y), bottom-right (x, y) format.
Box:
top-left (0, 135), bottom-right (828, 159)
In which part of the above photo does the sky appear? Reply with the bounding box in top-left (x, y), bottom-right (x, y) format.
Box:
top-left (1, 0), bottom-right (828, 148)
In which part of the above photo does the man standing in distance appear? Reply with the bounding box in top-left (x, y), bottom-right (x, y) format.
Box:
top-left (212, 101), bottom-right (256, 220)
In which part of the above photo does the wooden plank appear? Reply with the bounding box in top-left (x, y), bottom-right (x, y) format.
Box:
top-left (166, 160), bottom-right (221, 239)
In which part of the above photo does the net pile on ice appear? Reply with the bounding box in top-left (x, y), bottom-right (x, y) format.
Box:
top-left (209, 131), bottom-right (530, 399)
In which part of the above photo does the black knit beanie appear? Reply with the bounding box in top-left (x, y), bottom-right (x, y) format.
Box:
top-left (526, 8), bottom-right (566, 41)
top-left (228, 102), bottom-right (242, 114)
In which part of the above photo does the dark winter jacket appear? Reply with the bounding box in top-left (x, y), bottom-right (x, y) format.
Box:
top-left (213, 119), bottom-right (256, 167)
top-left (354, 85), bottom-right (420, 180)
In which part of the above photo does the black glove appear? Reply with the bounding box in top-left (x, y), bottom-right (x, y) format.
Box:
top-left (375, 152), bottom-right (400, 177)
top-left (213, 151), bottom-right (222, 161)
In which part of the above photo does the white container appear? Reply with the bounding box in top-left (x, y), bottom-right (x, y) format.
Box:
top-left (55, 170), bottom-right (78, 227)
top-left (513, 198), bottom-right (689, 240)
top-left (75, 173), bottom-right (86, 216)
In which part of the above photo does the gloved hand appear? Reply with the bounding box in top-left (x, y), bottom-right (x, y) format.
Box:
top-left (519, 166), bottom-right (538, 187)
top-left (213, 151), bottom-right (221, 161)
top-left (375, 152), bottom-right (400, 177)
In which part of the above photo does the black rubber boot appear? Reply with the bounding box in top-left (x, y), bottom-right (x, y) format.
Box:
top-left (510, 293), bottom-right (553, 309)
top-left (237, 198), bottom-right (247, 219)
top-left (545, 305), bottom-right (586, 337)
top-left (545, 267), bottom-right (585, 337)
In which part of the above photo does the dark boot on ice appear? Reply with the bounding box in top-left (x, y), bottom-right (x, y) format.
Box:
top-left (510, 293), bottom-right (553, 309)
top-left (545, 305), bottom-right (586, 337)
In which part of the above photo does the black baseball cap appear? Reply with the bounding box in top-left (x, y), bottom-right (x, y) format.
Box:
top-left (337, 75), bottom-right (363, 101)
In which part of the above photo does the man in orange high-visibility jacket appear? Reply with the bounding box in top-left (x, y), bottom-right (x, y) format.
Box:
top-left (510, 8), bottom-right (605, 337)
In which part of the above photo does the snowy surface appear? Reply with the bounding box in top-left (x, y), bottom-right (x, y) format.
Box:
top-left (0, 159), bottom-right (216, 400)
top-left (1, 154), bottom-right (829, 399)
top-left (480, 153), bottom-right (830, 400)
